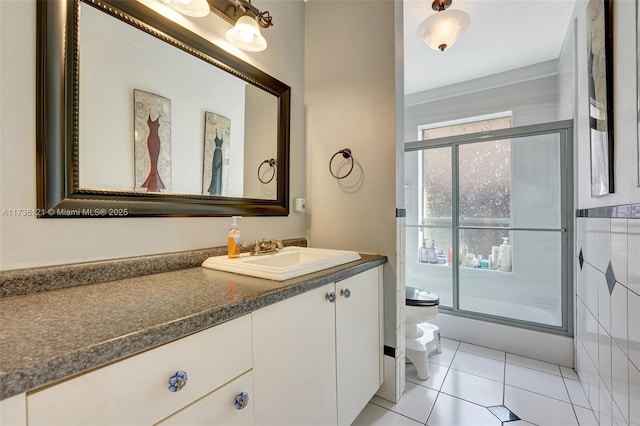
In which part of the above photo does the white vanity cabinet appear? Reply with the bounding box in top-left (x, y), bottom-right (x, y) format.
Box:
top-left (252, 266), bottom-right (383, 425)
top-left (11, 265), bottom-right (383, 426)
top-left (26, 314), bottom-right (253, 426)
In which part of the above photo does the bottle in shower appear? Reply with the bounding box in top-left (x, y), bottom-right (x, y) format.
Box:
top-left (499, 237), bottom-right (512, 272)
top-left (428, 240), bottom-right (438, 264)
top-left (419, 239), bottom-right (429, 263)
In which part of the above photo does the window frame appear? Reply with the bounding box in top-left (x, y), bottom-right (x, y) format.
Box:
top-left (417, 111), bottom-right (513, 141)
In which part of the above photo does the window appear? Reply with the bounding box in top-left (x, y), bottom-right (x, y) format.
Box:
top-left (420, 113), bottom-right (512, 267)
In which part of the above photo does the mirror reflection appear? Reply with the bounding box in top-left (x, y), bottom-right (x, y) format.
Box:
top-left (38, 0), bottom-right (290, 217)
top-left (78, 3), bottom-right (278, 200)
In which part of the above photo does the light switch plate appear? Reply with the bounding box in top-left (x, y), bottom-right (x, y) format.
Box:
top-left (293, 198), bottom-right (306, 212)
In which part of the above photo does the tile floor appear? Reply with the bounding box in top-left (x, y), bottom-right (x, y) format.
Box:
top-left (353, 338), bottom-right (598, 426)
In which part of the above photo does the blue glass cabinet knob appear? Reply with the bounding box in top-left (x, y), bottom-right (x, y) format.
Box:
top-left (168, 371), bottom-right (188, 392)
top-left (235, 391), bottom-right (249, 410)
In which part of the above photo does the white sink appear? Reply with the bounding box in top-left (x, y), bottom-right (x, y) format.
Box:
top-left (202, 246), bottom-right (361, 281)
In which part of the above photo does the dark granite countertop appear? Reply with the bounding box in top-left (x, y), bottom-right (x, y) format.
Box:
top-left (0, 253), bottom-right (386, 400)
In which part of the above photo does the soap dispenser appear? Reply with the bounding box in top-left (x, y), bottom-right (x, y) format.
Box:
top-left (498, 237), bottom-right (512, 272)
top-left (228, 216), bottom-right (242, 258)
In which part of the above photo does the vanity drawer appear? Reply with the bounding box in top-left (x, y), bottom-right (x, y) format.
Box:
top-left (156, 370), bottom-right (254, 425)
top-left (27, 314), bottom-right (252, 426)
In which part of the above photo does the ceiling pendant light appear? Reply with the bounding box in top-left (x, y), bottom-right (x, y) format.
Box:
top-left (417, 0), bottom-right (470, 52)
top-left (161, 0), bottom-right (210, 17)
top-left (226, 15), bottom-right (268, 52)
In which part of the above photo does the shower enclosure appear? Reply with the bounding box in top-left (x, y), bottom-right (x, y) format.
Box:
top-left (404, 120), bottom-right (573, 334)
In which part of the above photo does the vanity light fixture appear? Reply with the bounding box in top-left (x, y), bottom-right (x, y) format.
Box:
top-left (162, 0), bottom-right (273, 52)
top-left (417, 0), bottom-right (470, 52)
top-left (225, 14), bottom-right (268, 51)
top-left (214, 0), bottom-right (272, 52)
top-left (161, 0), bottom-right (210, 17)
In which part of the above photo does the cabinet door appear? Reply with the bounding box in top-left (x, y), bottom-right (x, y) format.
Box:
top-left (156, 371), bottom-right (254, 426)
top-left (0, 393), bottom-right (26, 426)
top-left (335, 267), bottom-right (382, 425)
top-left (252, 283), bottom-right (337, 426)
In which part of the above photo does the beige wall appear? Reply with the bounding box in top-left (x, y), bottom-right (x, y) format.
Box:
top-left (304, 0), bottom-right (398, 346)
top-left (0, 0), bottom-right (306, 270)
top-left (243, 85), bottom-right (278, 200)
top-left (304, 0), bottom-right (396, 255)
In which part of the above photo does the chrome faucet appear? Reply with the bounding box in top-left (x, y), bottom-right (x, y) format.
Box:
top-left (246, 239), bottom-right (284, 256)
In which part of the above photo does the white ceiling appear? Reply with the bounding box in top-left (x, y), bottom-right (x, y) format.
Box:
top-left (404, 0), bottom-right (577, 95)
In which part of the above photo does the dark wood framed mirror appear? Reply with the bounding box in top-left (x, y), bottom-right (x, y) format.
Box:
top-left (36, 0), bottom-right (290, 217)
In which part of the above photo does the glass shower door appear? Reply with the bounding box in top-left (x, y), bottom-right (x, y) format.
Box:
top-left (457, 133), bottom-right (564, 326)
top-left (405, 121), bottom-right (572, 334)
top-left (405, 147), bottom-right (453, 307)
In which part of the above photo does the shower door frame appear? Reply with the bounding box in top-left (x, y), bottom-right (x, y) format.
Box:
top-left (405, 120), bottom-right (574, 336)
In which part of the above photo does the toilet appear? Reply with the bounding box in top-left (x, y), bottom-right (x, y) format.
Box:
top-left (405, 286), bottom-right (441, 380)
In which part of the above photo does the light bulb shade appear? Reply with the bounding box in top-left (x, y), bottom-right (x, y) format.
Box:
top-left (161, 0), bottom-right (210, 17)
top-left (417, 9), bottom-right (470, 51)
top-left (226, 16), bottom-right (267, 52)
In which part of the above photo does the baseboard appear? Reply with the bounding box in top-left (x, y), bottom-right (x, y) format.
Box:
top-left (431, 312), bottom-right (574, 367)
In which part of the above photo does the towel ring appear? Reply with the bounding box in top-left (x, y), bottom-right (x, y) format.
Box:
top-left (258, 158), bottom-right (276, 184)
top-left (329, 148), bottom-right (354, 179)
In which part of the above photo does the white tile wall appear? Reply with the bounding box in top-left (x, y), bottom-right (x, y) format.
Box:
top-left (584, 219), bottom-right (599, 266)
top-left (628, 221), bottom-right (640, 296)
top-left (377, 355), bottom-right (401, 402)
top-left (577, 218), bottom-right (585, 260)
top-left (600, 325), bottom-right (613, 394)
top-left (376, 215), bottom-right (407, 403)
top-left (585, 264), bottom-right (599, 317)
top-left (600, 275), bottom-right (612, 333)
top-left (599, 379), bottom-right (613, 426)
top-left (629, 363), bottom-right (640, 426)
top-left (612, 343), bottom-right (629, 424)
top-left (577, 299), bottom-right (586, 341)
top-left (611, 284), bottom-right (629, 355)
top-left (399, 216), bottom-right (406, 397)
top-left (576, 216), bottom-right (638, 426)
top-left (611, 220), bottom-right (628, 285)
top-left (577, 249), bottom-right (587, 298)
top-left (597, 218), bottom-right (611, 272)
top-left (615, 404), bottom-right (628, 426)
top-left (584, 303), bottom-right (600, 366)
top-left (629, 290), bottom-right (640, 372)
